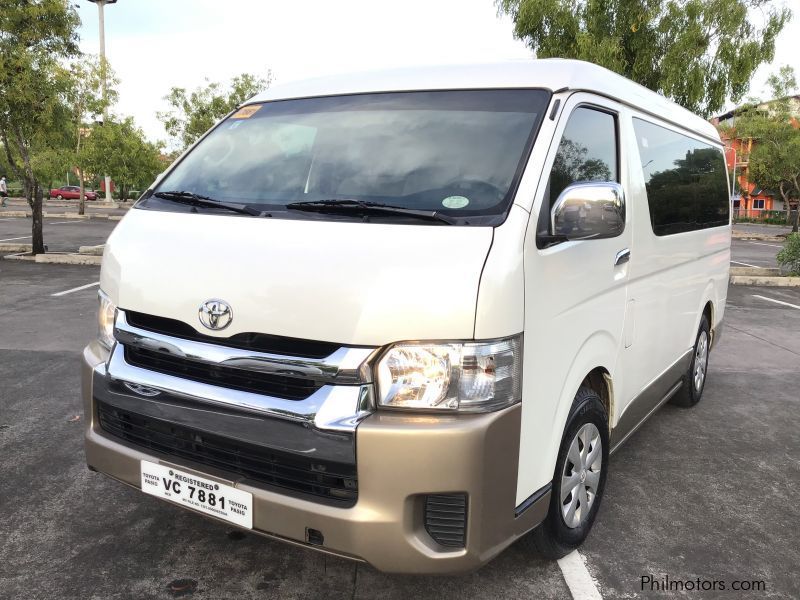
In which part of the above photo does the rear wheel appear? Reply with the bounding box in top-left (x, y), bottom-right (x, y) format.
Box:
top-left (670, 315), bottom-right (710, 408)
top-left (56, 194), bottom-right (63, 200)
top-left (528, 387), bottom-right (609, 559)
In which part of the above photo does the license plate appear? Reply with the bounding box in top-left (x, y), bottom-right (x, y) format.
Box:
top-left (140, 460), bottom-right (253, 529)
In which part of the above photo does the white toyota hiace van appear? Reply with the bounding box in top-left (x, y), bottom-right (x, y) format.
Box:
top-left (83, 60), bottom-right (731, 573)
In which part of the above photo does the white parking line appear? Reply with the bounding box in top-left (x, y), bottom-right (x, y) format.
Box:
top-left (0, 235), bottom-right (32, 241)
top-left (747, 241), bottom-right (783, 248)
top-left (558, 550), bottom-right (603, 600)
top-left (51, 281), bottom-right (100, 297)
top-left (752, 294), bottom-right (800, 310)
top-left (47, 220), bottom-right (86, 225)
top-left (0, 217), bottom-right (22, 221)
top-left (731, 260), bottom-right (764, 268)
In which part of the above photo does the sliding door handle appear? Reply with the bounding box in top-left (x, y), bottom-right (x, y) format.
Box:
top-left (614, 248), bottom-right (631, 266)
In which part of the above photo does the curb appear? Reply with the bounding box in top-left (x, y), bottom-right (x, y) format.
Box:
top-left (43, 212), bottom-right (90, 219)
top-left (0, 243), bottom-right (33, 253)
top-left (0, 210), bottom-right (128, 219)
top-left (729, 267), bottom-right (781, 277)
top-left (733, 235), bottom-right (786, 242)
top-left (2, 253), bottom-right (35, 261)
top-left (78, 244), bottom-right (105, 256)
top-left (730, 275), bottom-right (800, 287)
top-left (33, 253), bottom-right (102, 266)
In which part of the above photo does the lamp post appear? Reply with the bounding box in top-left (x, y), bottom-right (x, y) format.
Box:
top-left (88, 0), bottom-right (117, 203)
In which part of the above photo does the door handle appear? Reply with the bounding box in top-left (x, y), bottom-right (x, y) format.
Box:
top-left (614, 248), bottom-right (631, 266)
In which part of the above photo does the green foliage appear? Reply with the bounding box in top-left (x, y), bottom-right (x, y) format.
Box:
top-left (776, 232), bottom-right (800, 275)
top-left (80, 117), bottom-right (164, 201)
top-left (733, 65), bottom-right (800, 231)
top-left (733, 210), bottom-right (791, 225)
top-left (0, 0), bottom-right (81, 252)
top-left (497, 0), bottom-right (791, 116)
top-left (158, 72), bottom-right (272, 150)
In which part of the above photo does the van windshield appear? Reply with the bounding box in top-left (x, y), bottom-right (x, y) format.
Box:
top-left (147, 90), bottom-right (550, 225)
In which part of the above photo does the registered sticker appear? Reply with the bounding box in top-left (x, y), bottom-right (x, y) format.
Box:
top-left (230, 105), bottom-right (261, 119)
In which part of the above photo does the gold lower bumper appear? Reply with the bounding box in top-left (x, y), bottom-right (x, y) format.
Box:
top-left (82, 342), bottom-right (549, 574)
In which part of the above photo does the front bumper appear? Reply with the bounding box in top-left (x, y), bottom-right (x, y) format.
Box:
top-left (82, 341), bottom-right (549, 574)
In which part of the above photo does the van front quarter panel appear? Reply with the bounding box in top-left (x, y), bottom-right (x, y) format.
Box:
top-left (82, 60), bottom-right (730, 573)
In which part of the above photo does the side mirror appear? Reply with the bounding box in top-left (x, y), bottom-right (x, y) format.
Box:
top-left (551, 182), bottom-right (625, 241)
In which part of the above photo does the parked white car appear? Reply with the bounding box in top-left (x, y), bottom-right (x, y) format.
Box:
top-left (83, 59), bottom-right (731, 573)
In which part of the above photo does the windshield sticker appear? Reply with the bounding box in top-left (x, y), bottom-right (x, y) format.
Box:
top-left (231, 105), bottom-right (261, 119)
top-left (442, 195), bottom-right (470, 209)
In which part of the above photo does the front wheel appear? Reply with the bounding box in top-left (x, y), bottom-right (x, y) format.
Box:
top-left (670, 315), bottom-right (710, 408)
top-left (56, 194), bottom-right (63, 200)
top-left (528, 387), bottom-right (609, 559)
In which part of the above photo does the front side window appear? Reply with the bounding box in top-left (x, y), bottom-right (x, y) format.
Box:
top-left (144, 90), bottom-right (551, 225)
top-left (537, 106), bottom-right (618, 242)
top-left (633, 118), bottom-right (729, 236)
top-left (547, 107), bottom-right (618, 208)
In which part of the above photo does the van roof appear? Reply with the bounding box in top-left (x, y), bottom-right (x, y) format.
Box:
top-left (249, 59), bottom-right (719, 143)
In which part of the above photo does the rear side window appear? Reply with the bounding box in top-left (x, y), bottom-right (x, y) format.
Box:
top-left (633, 118), bottom-right (729, 236)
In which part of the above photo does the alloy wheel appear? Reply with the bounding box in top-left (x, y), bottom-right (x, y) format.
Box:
top-left (560, 422), bottom-right (602, 529)
top-left (694, 330), bottom-right (709, 392)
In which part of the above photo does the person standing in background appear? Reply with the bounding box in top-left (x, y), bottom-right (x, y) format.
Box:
top-left (0, 176), bottom-right (8, 207)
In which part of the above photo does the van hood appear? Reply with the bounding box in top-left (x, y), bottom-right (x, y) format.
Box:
top-left (100, 209), bottom-right (494, 346)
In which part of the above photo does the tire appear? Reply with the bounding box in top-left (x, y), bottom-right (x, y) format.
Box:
top-left (56, 194), bottom-right (63, 200)
top-left (528, 387), bottom-right (609, 559)
top-left (670, 315), bottom-right (710, 408)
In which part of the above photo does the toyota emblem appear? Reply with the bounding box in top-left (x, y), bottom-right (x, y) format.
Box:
top-left (198, 299), bottom-right (233, 331)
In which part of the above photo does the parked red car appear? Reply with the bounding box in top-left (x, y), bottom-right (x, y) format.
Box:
top-left (49, 186), bottom-right (98, 201)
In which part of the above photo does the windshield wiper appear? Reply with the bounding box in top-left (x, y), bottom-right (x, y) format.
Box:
top-left (285, 199), bottom-right (456, 224)
top-left (153, 191), bottom-right (261, 216)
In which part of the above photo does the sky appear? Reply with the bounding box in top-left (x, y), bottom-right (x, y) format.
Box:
top-left (75, 0), bottom-right (800, 145)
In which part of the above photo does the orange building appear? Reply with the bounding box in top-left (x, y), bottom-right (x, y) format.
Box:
top-left (712, 96), bottom-right (800, 219)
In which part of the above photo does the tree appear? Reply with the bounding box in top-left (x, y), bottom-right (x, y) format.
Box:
top-left (80, 117), bottom-right (164, 202)
top-left (497, 0), bottom-right (791, 117)
top-left (732, 66), bottom-right (800, 231)
top-left (0, 0), bottom-right (80, 253)
top-left (157, 72), bottom-right (272, 150)
top-left (65, 56), bottom-right (118, 215)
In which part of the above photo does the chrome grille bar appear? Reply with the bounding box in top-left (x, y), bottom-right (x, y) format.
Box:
top-left (113, 310), bottom-right (377, 384)
top-left (103, 346), bottom-right (374, 432)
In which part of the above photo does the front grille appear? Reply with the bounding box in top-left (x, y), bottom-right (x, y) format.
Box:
top-left (97, 401), bottom-right (358, 506)
top-left (424, 493), bottom-right (468, 548)
top-left (125, 310), bottom-right (341, 358)
top-left (124, 346), bottom-right (322, 400)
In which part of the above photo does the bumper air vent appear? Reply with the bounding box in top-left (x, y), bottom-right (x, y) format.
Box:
top-left (424, 493), bottom-right (468, 548)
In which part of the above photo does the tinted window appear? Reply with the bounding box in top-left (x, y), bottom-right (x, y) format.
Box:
top-left (548, 107), bottom-right (618, 209)
top-left (537, 106), bottom-right (618, 244)
top-left (633, 118), bottom-right (729, 236)
top-left (147, 90), bottom-right (550, 226)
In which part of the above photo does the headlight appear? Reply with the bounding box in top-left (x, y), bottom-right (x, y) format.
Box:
top-left (375, 336), bottom-right (521, 412)
top-left (98, 290), bottom-right (117, 349)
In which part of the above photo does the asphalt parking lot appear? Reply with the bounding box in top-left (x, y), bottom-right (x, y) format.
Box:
top-left (1, 228), bottom-right (799, 599)
top-left (0, 215), bottom-right (119, 253)
top-left (731, 238), bottom-right (788, 270)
